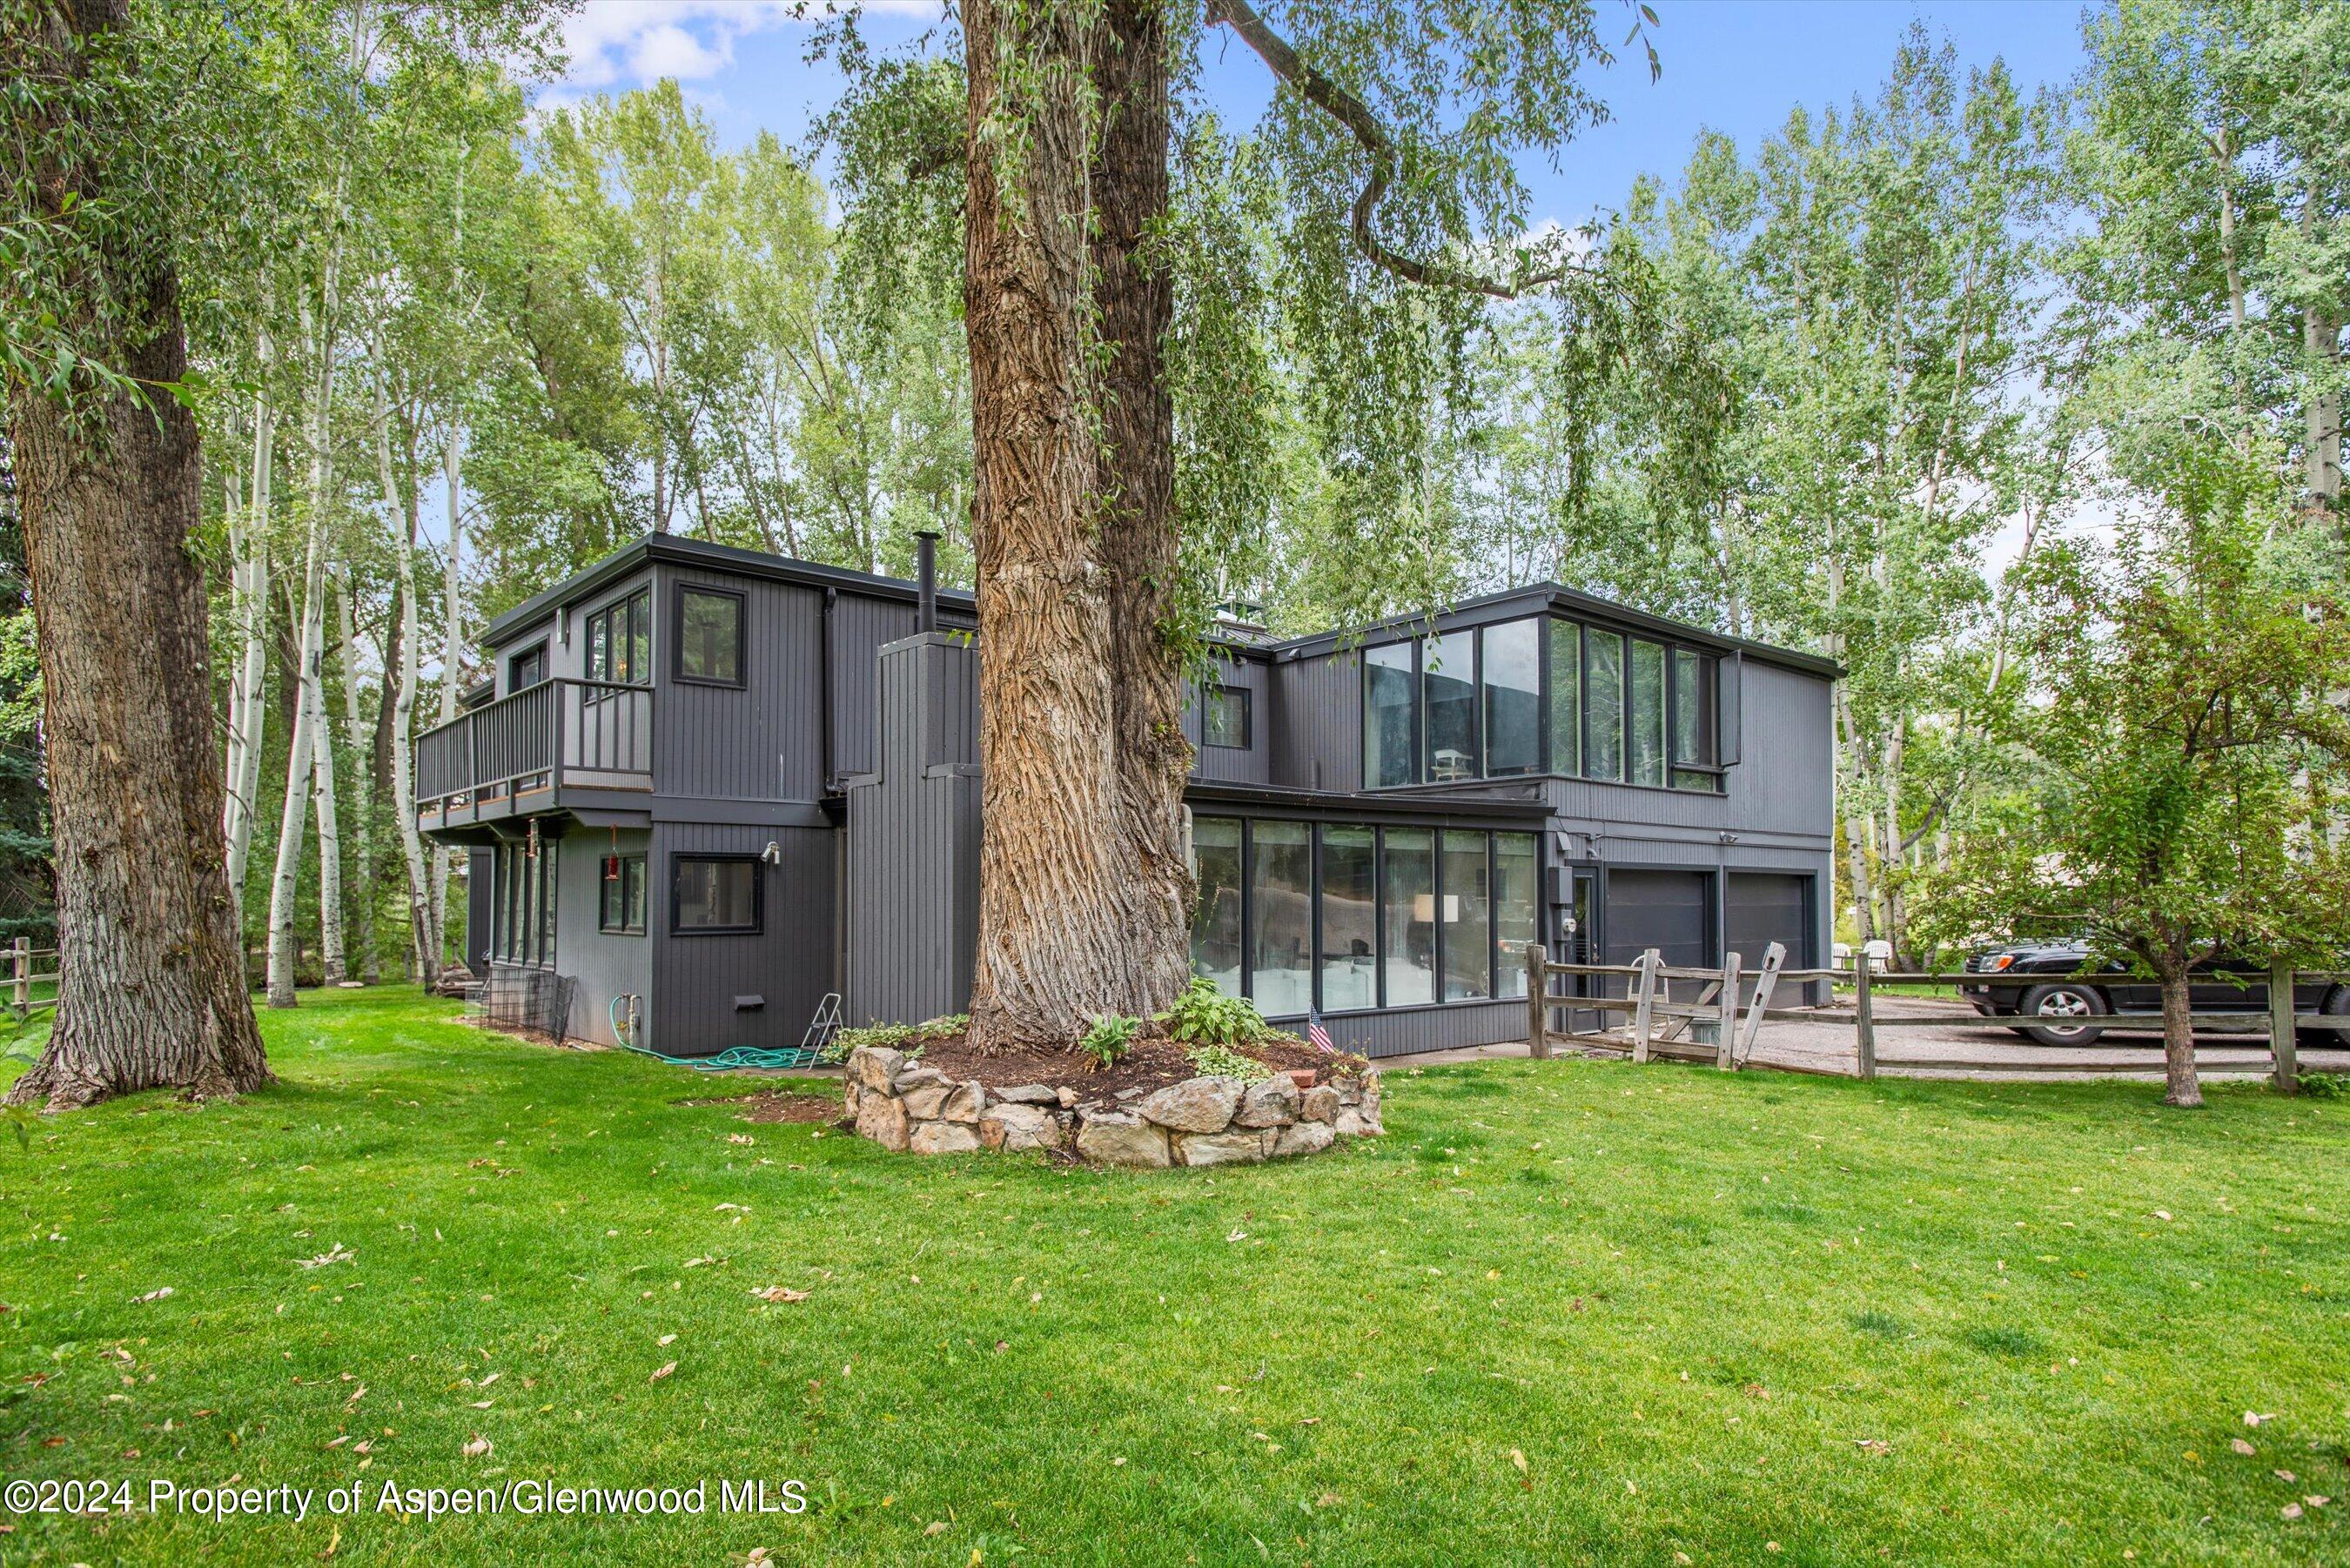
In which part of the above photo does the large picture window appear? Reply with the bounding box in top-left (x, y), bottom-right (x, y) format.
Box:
top-left (1189, 817), bottom-right (1244, 995)
top-left (676, 586), bottom-right (745, 687)
top-left (1439, 830), bottom-right (1492, 1001)
top-left (1248, 822), bottom-right (1313, 1015)
top-left (1671, 647), bottom-right (1721, 792)
top-left (1422, 631), bottom-right (1478, 782)
top-left (1584, 628), bottom-right (1625, 781)
top-left (1548, 620), bottom-right (1581, 776)
top-left (1494, 834), bottom-right (1539, 998)
top-left (1480, 619), bottom-right (1541, 777)
top-left (1380, 828), bottom-right (1436, 1007)
top-left (1629, 638), bottom-right (1668, 787)
top-left (1319, 826), bottom-right (1377, 1011)
top-left (493, 840), bottom-right (560, 966)
top-left (671, 855), bottom-right (760, 935)
top-left (586, 589), bottom-right (650, 685)
top-left (1364, 642), bottom-right (1417, 787)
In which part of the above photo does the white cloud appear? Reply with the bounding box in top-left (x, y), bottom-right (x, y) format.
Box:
top-left (554, 0), bottom-right (943, 91)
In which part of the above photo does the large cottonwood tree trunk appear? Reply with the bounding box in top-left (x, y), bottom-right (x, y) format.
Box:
top-left (963, 0), bottom-right (1159, 1049)
top-left (1092, 0), bottom-right (1197, 1017)
top-left (3, 0), bottom-right (270, 1109)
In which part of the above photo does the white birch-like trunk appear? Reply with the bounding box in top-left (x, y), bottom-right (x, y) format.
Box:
top-left (428, 421), bottom-right (462, 978)
top-left (376, 371), bottom-right (441, 982)
top-left (224, 360), bottom-right (275, 905)
top-left (265, 287), bottom-right (338, 1008)
top-left (310, 599), bottom-right (346, 987)
top-left (334, 566), bottom-right (375, 982)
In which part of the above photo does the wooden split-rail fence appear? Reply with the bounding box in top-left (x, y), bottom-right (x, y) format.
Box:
top-left (1521, 941), bottom-right (2345, 1096)
top-left (7, 937), bottom-right (57, 1023)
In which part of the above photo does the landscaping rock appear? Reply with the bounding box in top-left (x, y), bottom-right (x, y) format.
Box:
top-left (979, 1102), bottom-right (1064, 1152)
top-left (898, 1079), bottom-right (958, 1120)
top-left (1334, 1106), bottom-right (1383, 1137)
top-left (1300, 1084), bottom-right (1340, 1124)
top-left (892, 1066), bottom-right (951, 1094)
top-left (1056, 1087), bottom-right (1080, 1109)
top-left (1074, 1110), bottom-right (1172, 1169)
top-left (1136, 1075), bottom-right (1244, 1134)
top-left (1272, 1121), bottom-right (1336, 1158)
top-left (843, 1079), bottom-right (863, 1118)
top-left (909, 1121), bottom-right (982, 1156)
top-left (849, 1046), bottom-right (905, 1092)
top-left (1232, 1076), bottom-right (1301, 1129)
top-left (935, 1080), bottom-right (984, 1124)
top-left (854, 1092), bottom-right (910, 1152)
top-left (1176, 1128), bottom-right (1271, 1167)
top-left (993, 1083), bottom-right (1059, 1106)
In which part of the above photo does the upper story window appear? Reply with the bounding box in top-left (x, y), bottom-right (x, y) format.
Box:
top-left (586, 589), bottom-right (650, 685)
top-left (1365, 613), bottom-right (1723, 794)
top-left (507, 642), bottom-right (547, 693)
top-left (1201, 682), bottom-right (1252, 749)
top-left (676, 585), bottom-right (745, 687)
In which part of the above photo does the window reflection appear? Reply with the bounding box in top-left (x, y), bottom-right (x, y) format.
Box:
top-left (1380, 828), bottom-right (1436, 1007)
top-left (1189, 817), bottom-right (1244, 995)
top-left (1249, 821), bottom-right (1313, 1015)
top-left (1319, 826), bottom-right (1377, 1011)
top-left (1440, 831), bottom-right (1491, 1000)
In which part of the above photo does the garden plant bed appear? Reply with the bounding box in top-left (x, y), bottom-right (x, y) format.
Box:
top-left (843, 1031), bottom-right (1381, 1168)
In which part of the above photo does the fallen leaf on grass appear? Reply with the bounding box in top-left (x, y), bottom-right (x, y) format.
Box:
top-left (2282, 1504), bottom-right (2304, 1521)
top-left (924, 1522), bottom-right (949, 1537)
top-left (2232, 1438), bottom-right (2257, 1456)
top-left (658, 1334), bottom-right (677, 1347)
top-left (297, 1245), bottom-right (355, 1270)
top-left (1510, 1449), bottom-right (1528, 1475)
top-left (460, 1434), bottom-right (492, 1458)
top-left (649, 1362), bottom-right (676, 1384)
top-left (752, 1286), bottom-right (809, 1303)
top-left (133, 1287), bottom-right (174, 1304)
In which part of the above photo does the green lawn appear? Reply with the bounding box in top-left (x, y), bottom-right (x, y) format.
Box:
top-left (2, 988), bottom-right (2344, 1565)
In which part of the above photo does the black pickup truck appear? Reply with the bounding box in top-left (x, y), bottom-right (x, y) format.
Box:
top-left (1960, 941), bottom-right (2350, 1046)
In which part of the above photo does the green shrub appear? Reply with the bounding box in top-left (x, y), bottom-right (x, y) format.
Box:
top-left (820, 1012), bottom-right (968, 1066)
top-left (1078, 1013), bottom-right (1141, 1070)
top-left (1184, 1042), bottom-right (1272, 1082)
top-left (1160, 976), bottom-right (1269, 1048)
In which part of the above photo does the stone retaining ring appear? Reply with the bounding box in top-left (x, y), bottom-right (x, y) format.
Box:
top-left (842, 1046), bottom-right (1382, 1169)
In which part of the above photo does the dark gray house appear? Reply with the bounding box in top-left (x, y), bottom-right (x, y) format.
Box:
top-left (416, 534), bottom-right (1836, 1059)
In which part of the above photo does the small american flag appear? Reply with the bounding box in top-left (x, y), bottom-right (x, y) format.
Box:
top-left (1306, 1009), bottom-right (1335, 1055)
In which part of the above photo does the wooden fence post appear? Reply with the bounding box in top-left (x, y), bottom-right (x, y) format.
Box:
top-left (10, 936), bottom-right (26, 1022)
top-left (1736, 941), bottom-right (1785, 1069)
top-left (1526, 941), bottom-right (1550, 1062)
top-left (2270, 963), bottom-right (2298, 1096)
top-left (1716, 951), bottom-right (1742, 1070)
top-left (1631, 948), bottom-right (1659, 1065)
top-left (1853, 957), bottom-right (1877, 1081)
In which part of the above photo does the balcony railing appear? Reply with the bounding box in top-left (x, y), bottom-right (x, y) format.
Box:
top-left (415, 679), bottom-right (653, 821)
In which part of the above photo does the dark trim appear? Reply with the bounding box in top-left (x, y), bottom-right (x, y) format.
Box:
top-left (507, 640), bottom-right (548, 693)
top-left (648, 797), bottom-right (831, 828)
top-left (1185, 780), bottom-right (1546, 825)
top-left (668, 852), bottom-right (764, 936)
top-left (598, 853), bottom-right (648, 935)
top-left (672, 581), bottom-right (748, 688)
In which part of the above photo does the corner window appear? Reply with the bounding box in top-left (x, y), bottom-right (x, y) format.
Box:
top-left (1363, 642), bottom-right (1417, 787)
top-left (671, 854), bottom-right (761, 935)
top-left (1629, 638), bottom-right (1668, 787)
top-left (675, 586), bottom-right (745, 687)
top-left (586, 589), bottom-right (650, 685)
top-left (1583, 628), bottom-right (1625, 782)
top-left (1202, 683), bottom-right (1252, 749)
top-left (1548, 619), bottom-right (1581, 775)
top-left (1670, 647), bottom-right (1722, 793)
top-left (1480, 619), bottom-right (1541, 777)
top-left (599, 854), bottom-right (647, 935)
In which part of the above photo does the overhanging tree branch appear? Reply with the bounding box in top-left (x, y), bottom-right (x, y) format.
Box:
top-left (1205, 0), bottom-right (1585, 301)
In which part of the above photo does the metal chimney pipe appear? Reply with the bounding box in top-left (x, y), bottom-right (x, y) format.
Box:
top-left (914, 531), bottom-right (940, 633)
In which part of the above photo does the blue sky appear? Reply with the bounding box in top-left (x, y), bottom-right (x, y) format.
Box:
top-left (548, 0), bottom-right (2092, 224)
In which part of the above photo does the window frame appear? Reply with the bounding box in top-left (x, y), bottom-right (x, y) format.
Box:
top-left (669, 853), bottom-right (763, 936)
top-left (1361, 639), bottom-right (1420, 788)
top-left (599, 853), bottom-right (648, 936)
top-left (584, 587), bottom-right (652, 687)
top-left (1201, 682), bottom-right (1253, 750)
top-left (507, 641), bottom-right (548, 694)
top-left (672, 582), bottom-right (748, 689)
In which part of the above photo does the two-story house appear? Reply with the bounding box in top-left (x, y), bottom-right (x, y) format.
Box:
top-left (417, 533), bottom-right (1836, 1058)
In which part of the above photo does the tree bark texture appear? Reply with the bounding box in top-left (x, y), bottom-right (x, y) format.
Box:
top-left (2156, 963), bottom-right (2203, 1109)
top-left (3, 0), bottom-right (271, 1109)
top-left (964, 0), bottom-right (1162, 1049)
top-left (1091, 0), bottom-right (1195, 1017)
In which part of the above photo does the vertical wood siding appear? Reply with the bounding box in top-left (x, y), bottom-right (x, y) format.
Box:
top-left (649, 821), bottom-right (837, 1055)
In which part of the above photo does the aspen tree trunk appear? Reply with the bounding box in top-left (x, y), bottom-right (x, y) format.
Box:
top-left (335, 566), bottom-right (377, 982)
top-left (225, 356), bottom-right (275, 901)
top-left (431, 420), bottom-right (461, 975)
top-left (1091, 0), bottom-right (1195, 1017)
top-left (376, 372), bottom-right (440, 980)
top-left (265, 293), bottom-right (337, 1007)
top-left (964, 0), bottom-right (1157, 1049)
top-left (311, 595), bottom-right (346, 986)
top-left (3, 0), bottom-right (269, 1109)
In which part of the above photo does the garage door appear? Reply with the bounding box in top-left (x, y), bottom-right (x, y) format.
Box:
top-left (1603, 869), bottom-right (1713, 970)
top-left (1726, 872), bottom-right (1814, 1002)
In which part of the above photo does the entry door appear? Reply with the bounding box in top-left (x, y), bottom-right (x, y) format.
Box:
top-left (1561, 867), bottom-right (1602, 1034)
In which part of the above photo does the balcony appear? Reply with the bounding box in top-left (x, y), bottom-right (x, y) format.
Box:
top-left (414, 679), bottom-right (653, 831)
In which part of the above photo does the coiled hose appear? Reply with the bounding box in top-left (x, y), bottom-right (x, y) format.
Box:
top-left (608, 993), bottom-right (822, 1072)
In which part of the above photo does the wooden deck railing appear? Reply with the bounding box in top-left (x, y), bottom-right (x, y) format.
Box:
top-left (1521, 941), bottom-right (2347, 1094)
top-left (414, 679), bottom-right (653, 814)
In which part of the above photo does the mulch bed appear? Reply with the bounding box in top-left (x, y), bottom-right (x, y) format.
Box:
top-left (896, 1024), bottom-right (1336, 1101)
top-left (682, 1090), bottom-right (843, 1124)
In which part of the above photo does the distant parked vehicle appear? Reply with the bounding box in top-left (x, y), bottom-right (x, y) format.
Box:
top-left (1961, 940), bottom-right (2350, 1047)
